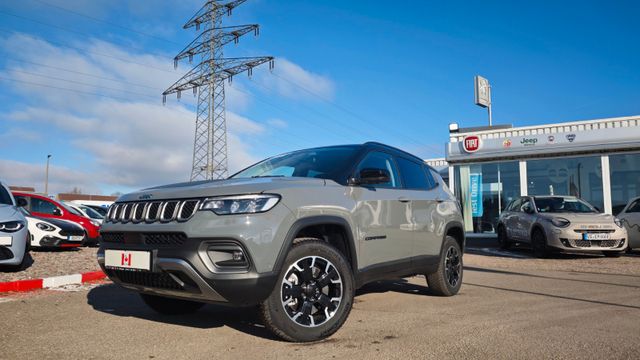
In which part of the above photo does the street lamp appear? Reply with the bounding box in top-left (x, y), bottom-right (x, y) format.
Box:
top-left (44, 154), bottom-right (51, 195)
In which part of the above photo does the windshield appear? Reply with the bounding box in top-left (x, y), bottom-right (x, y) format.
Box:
top-left (80, 205), bottom-right (104, 219)
top-left (534, 197), bottom-right (597, 213)
top-left (62, 203), bottom-right (83, 217)
top-left (19, 207), bottom-right (31, 216)
top-left (230, 146), bottom-right (361, 183)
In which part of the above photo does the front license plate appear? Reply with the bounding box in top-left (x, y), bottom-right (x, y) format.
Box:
top-left (0, 236), bottom-right (12, 246)
top-left (105, 250), bottom-right (151, 271)
top-left (583, 233), bottom-right (611, 241)
top-left (67, 235), bottom-right (84, 242)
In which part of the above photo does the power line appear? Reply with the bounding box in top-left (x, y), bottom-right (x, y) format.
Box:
top-left (4, 58), bottom-right (159, 90)
top-left (31, 0), bottom-right (182, 45)
top-left (8, 68), bottom-right (158, 100)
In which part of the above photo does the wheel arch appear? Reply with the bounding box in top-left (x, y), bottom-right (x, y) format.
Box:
top-left (273, 216), bottom-right (358, 275)
top-left (443, 221), bottom-right (465, 254)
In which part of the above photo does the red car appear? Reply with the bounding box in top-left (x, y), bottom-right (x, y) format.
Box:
top-left (12, 192), bottom-right (101, 245)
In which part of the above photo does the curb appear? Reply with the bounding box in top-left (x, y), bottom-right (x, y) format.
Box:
top-left (0, 270), bottom-right (106, 293)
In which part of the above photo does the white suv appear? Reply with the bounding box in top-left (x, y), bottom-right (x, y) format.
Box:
top-left (0, 181), bottom-right (29, 270)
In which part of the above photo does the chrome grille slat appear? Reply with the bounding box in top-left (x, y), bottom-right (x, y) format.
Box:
top-left (107, 199), bottom-right (200, 224)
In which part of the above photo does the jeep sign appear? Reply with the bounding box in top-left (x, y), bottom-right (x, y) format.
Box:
top-left (463, 135), bottom-right (481, 153)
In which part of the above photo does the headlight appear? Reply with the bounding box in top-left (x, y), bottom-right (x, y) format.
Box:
top-left (90, 220), bottom-right (101, 227)
top-left (551, 217), bottom-right (571, 228)
top-left (36, 222), bottom-right (55, 232)
top-left (614, 218), bottom-right (624, 228)
top-left (0, 220), bottom-right (25, 233)
top-left (200, 194), bottom-right (280, 215)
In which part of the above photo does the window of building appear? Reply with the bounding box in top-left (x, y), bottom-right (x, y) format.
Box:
top-left (609, 153), bottom-right (640, 215)
top-left (527, 156), bottom-right (604, 212)
top-left (454, 161), bottom-right (520, 233)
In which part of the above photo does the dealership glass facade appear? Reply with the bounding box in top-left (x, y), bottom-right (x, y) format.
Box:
top-left (609, 153), bottom-right (640, 215)
top-left (454, 162), bottom-right (520, 233)
top-left (527, 156), bottom-right (604, 212)
top-left (452, 155), bottom-right (620, 233)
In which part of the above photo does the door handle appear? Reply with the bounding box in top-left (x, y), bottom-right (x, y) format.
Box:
top-left (398, 197), bottom-right (411, 203)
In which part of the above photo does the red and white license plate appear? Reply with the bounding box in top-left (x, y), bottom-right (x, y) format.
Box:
top-left (105, 250), bottom-right (151, 271)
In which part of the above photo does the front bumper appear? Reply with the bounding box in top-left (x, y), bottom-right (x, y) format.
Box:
top-left (97, 234), bottom-right (278, 306)
top-left (0, 228), bottom-right (29, 266)
top-left (545, 226), bottom-right (628, 252)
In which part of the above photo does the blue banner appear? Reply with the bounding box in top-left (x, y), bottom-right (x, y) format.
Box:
top-left (469, 173), bottom-right (483, 217)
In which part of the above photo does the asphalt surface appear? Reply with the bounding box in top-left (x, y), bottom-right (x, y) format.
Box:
top-left (1, 252), bottom-right (639, 360)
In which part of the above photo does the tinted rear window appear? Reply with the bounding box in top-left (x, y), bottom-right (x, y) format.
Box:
top-left (397, 158), bottom-right (432, 190)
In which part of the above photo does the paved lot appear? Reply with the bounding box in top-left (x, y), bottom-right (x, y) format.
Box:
top-left (2, 248), bottom-right (639, 360)
top-left (0, 247), bottom-right (99, 282)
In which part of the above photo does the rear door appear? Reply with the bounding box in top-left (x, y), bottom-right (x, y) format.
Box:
top-left (517, 197), bottom-right (537, 243)
top-left (504, 198), bottom-right (523, 240)
top-left (394, 157), bottom-right (443, 258)
top-left (351, 151), bottom-right (414, 268)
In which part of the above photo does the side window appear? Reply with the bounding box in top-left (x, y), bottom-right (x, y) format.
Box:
top-left (510, 198), bottom-right (523, 212)
top-left (32, 198), bottom-right (58, 215)
top-left (0, 186), bottom-right (13, 206)
top-left (355, 151), bottom-right (400, 188)
top-left (396, 158), bottom-right (432, 190)
top-left (627, 200), bottom-right (640, 213)
top-left (427, 168), bottom-right (439, 188)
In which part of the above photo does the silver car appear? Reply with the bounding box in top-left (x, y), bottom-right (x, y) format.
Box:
top-left (497, 195), bottom-right (627, 258)
top-left (0, 181), bottom-right (29, 270)
top-left (616, 196), bottom-right (640, 252)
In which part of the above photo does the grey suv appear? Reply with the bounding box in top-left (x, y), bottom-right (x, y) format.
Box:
top-left (98, 142), bottom-right (465, 342)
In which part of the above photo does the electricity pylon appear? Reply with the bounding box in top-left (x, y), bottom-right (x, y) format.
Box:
top-left (163, 0), bottom-right (274, 181)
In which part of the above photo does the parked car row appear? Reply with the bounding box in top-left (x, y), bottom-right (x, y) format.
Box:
top-left (0, 180), bottom-right (111, 270)
top-left (497, 195), bottom-right (639, 257)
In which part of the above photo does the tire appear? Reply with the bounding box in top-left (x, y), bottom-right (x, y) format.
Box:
top-left (426, 236), bottom-right (463, 297)
top-left (602, 251), bottom-right (623, 258)
top-left (531, 229), bottom-right (549, 258)
top-left (260, 238), bottom-right (355, 342)
top-left (140, 293), bottom-right (205, 315)
top-left (497, 226), bottom-right (511, 250)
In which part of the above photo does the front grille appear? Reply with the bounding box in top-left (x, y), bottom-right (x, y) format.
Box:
top-left (569, 239), bottom-right (620, 248)
top-left (143, 233), bottom-right (187, 246)
top-left (59, 230), bottom-right (84, 237)
top-left (109, 270), bottom-right (183, 291)
top-left (102, 232), bottom-right (125, 243)
top-left (106, 199), bottom-right (200, 224)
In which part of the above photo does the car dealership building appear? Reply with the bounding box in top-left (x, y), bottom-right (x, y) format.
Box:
top-left (429, 115), bottom-right (640, 234)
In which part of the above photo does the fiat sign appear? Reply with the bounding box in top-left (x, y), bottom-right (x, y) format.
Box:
top-left (463, 135), bottom-right (481, 153)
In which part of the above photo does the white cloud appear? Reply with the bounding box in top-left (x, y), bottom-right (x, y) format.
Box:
top-left (267, 119), bottom-right (288, 128)
top-left (0, 33), bottom-right (268, 192)
top-left (0, 159), bottom-right (98, 195)
top-left (260, 58), bottom-right (335, 100)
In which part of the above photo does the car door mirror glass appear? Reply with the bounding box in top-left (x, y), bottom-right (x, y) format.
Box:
top-left (356, 168), bottom-right (391, 185)
top-left (53, 208), bottom-right (62, 216)
top-left (522, 204), bottom-right (534, 214)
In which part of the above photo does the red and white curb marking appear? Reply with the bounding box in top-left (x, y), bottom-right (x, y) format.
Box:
top-left (0, 270), bottom-right (106, 293)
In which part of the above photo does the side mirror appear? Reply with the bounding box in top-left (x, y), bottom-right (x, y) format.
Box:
top-left (53, 208), bottom-right (62, 216)
top-left (16, 197), bottom-right (28, 208)
top-left (351, 168), bottom-right (391, 185)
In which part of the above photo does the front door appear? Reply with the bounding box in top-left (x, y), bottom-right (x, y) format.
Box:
top-left (351, 151), bottom-right (413, 269)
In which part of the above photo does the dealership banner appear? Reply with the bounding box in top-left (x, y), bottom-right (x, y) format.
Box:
top-left (469, 173), bottom-right (483, 217)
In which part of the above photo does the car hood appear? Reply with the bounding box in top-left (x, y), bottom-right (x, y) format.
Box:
top-left (0, 204), bottom-right (22, 223)
top-left (117, 177), bottom-right (328, 202)
top-left (27, 215), bottom-right (83, 231)
top-left (538, 212), bottom-right (617, 225)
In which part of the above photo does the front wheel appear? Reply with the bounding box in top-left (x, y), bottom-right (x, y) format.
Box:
top-left (532, 229), bottom-right (549, 258)
top-left (260, 238), bottom-right (354, 342)
top-left (426, 236), bottom-right (463, 296)
top-left (140, 293), bottom-right (205, 315)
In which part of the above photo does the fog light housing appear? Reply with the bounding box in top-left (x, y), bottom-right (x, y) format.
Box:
top-left (206, 243), bottom-right (249, 270)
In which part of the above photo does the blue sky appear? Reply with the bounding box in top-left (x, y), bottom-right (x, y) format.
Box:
top-left (0, 0), bottom-right (638, 194)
